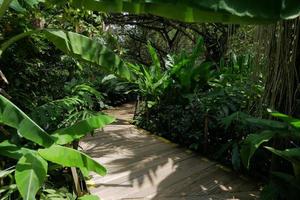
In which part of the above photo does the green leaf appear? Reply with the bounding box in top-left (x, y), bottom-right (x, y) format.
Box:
top-left (66, 0), bottom-right (300, 24)
top-left (0, 0), bottom-right (13, 18)
top-left (240, 130), bottom-right (275, 169)
top-left (51, 114), bottom-right (115, 145)
top-left (246, 117), bottom-right (288, 130)
top-left (80, 167), bottom-right (90, 178)
top-left (15, 152), bottom-right (48, 200)
top-left (0, 140), bottom-right (36, 160)
top-left (9, 0), bottom-right (26, 12)
top-left (147, 42), bottom-right (161, 77)
top-left (78, 195), bottom-right (100, 200)
top-left (38, 144), bottom-right (106, 176)
top-left (0, 95), bottom-right (54, 147)
top-left (265, 147), bottom-right (300, 177)
top-left (270, 110), bottom-right (300, 129)
top-left (44, 29), bottom-right (133, 81)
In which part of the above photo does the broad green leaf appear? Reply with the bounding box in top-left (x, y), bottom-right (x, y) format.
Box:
top-left (0, 30), bottom-right (134, 83)
top-left (240, 130), bottom-right (275, 169)
top-left (66, 0), bottom-right (300, 23)
top-left (15, 152), bottom-right (48, 200)
top-left (270, 111), bottom-right (300, 129)
top-left (269, 110), bottom-right (293, 121)
top-left (78, 195), bottom-right (100, 200)
top-left (147, 42), bottom-right (161, 78)
top-left (267, 111), bottom-right (300, 139)
top-left (246, 117), bottom-right (288, 130)
top-left (0, 95), bottom-right (54, 147)
top-left (38, 144), bottom-right (106, 176)
top-left (51, 114), bottom-right (115, 145)
top-left (9, 0), bottom-right (26, 12)
top-left (270, 111), bottom-right (294, 122)
top-left (0, 140), bottom-right (36, 160)
top-left (43, 30), bottom-right (133, 81)
top-left (265, 147), bottom-right (300, 177)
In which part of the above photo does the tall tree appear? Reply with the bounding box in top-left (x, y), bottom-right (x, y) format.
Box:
top-left (262, 18), bottom-right (300, 115)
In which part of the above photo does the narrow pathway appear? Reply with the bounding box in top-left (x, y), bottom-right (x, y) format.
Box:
top-left (80, 103), bottom-right (260, 200)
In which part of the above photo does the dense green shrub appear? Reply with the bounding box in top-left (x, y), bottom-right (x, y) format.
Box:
top-left (135, 51), bottom-right (264, 169)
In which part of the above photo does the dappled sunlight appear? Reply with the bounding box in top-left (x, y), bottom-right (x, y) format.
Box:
top-left (80, 104), bottom-right (260, 200)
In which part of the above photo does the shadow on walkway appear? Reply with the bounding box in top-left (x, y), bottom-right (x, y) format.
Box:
top-left (80, 103), bottom-right (260, 200)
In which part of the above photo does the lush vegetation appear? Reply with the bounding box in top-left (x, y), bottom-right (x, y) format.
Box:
top-left (1, 0), bottom-right (300, 199)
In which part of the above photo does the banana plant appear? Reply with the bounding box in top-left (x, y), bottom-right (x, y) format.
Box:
top-left (127, 42), bottom-right (169, 102)
top-left (0, 29), bottom-right (135, 81)
top-left (240, 110), bottom-right (300, 199)
top-left (0, 95), bottom-right (115, 200)
top-left (169, 37), bottom-right (213, 94)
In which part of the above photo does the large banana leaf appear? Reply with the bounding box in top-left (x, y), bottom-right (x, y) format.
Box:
top-left (240, 130), bottom-right (275, 169)
top-left (66, 0), bottom-right (300, 24)
top-left (0, 30), bottom-right (135, 81)
top-left (38, 144), bottom-right (106, 176)
top-left (44, 30), bottom-right (134, 81)
top-left (0, 95), bottom-right (54, 147)
top-left (15, 152), bottom-right (48, 200)
top-left (51, 114), bottom-right (115, 145)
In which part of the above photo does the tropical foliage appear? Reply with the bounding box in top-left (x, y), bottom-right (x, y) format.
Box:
top-left (1, 0), bottom-right (300, 199)
top-left (0, 95), bottom-right (114, 199)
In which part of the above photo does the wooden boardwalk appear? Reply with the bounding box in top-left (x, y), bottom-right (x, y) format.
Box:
top-left (80, 103), bottom-right (260, 200)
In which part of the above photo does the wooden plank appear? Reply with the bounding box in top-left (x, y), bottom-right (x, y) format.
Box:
top-left (117, 157), bottom-right (216, 200)
top-left (91, 149), bottom-right (195, 188)
top-left (82, 104), bottom-right (260, 200)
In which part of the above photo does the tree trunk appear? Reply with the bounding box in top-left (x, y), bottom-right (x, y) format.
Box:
top-left (263, 18), bottom-right (300, 115)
